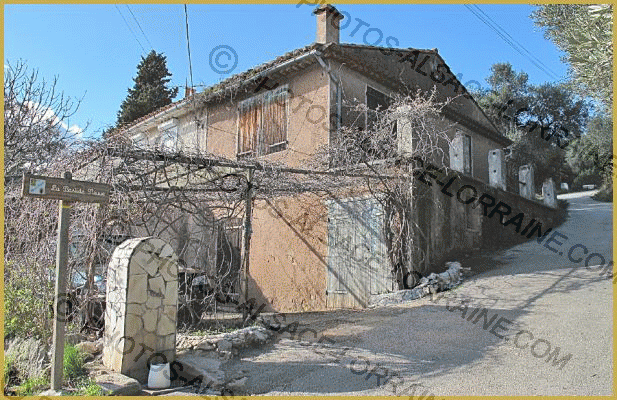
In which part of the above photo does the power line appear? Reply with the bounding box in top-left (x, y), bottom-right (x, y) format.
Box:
top-left (467, 5), bottom-right (559, 80)
top-left (115, 5), bottom-right (146, 55)
top-left (126, 5), bottom-right (154, 51)
top-left (473, 5), bottom-right (560, 80)
top-left (184, 4), bottom-right (194, 91)
top-left (464, 5), bottom-right (560, 81)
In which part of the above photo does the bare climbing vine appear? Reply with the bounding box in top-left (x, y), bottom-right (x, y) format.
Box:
top-left (4, 85), bottom-right (457, 338)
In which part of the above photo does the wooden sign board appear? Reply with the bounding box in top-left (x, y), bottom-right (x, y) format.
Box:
top-left (22, 173), bottom-right (111, 203)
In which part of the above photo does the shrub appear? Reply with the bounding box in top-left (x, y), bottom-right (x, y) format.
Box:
top-left (77, 378), bottom-right (104, 396)
top-left (63, 344), bottom-right (85, 382)
top-left (592, 182), bottom-right (613, 202)
top-left (14, 376), bottom-right (49, 396)
top-left (572, 168), bottom-right (603, 190)
top-left (3, 355), bottom-right (18, 389)
top-left (4, 263), bottom-right (53, 340)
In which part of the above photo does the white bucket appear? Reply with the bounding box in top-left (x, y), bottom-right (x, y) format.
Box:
top-left (148, 363), bottom-right (171, 389)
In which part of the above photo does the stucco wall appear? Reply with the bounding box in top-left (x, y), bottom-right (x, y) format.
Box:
top-left (248, 193), bottom-right (329, 312)
top-left (131, 63), bottom-right (330, 169)
top-left (204, 64), bottom-right (330, 167)
top-left (331, 58), bottom-right (505, 185)
top-left (334, 46), bottom-right (498, 131)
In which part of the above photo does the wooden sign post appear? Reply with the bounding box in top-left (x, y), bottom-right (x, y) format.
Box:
top-left (22, 172), bottom-right (110, 391)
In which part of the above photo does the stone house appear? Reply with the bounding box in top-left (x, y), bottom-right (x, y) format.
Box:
top-left (116, 5), bottom-right (545, 312)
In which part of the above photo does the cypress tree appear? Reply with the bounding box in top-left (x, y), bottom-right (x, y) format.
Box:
top-left (117, 50), bottom-right (178, 126)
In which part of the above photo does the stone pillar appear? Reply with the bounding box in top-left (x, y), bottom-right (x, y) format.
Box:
top-left (396, 105), bottom-right (413, 158)
top-left (542, 178), bottom-right (557, 208)
top-left (488, 149), bottom-right (506, 191)
top-left (449, 135), bottom-right (464, 173)
top-left (396, 105), bottom-right (416, 273)
top-left (518, 164), bottom-right (535, 199)
top-left (103, 237), bottom-right (178, 383)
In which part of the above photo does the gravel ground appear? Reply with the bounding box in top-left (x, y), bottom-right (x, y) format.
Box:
top-left (229, 191), bottom-right (612, 396)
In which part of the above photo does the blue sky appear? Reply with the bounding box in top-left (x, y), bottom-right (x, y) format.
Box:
top-left (4, 3), bottom-right (569, 139)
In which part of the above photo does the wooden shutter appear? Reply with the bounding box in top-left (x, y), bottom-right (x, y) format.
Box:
top-left (238, 98), bottom-right (261, 156)
top-left (327, 196), bottom-right (390, 309)
top-left (366, 86), bottom-right (392, 126)
top-left (366, 86), bottom-right (394, 159)
top-left (262, 89), bottom-right (288, 154)
top-left (238, 86), bottom-right (288, 157)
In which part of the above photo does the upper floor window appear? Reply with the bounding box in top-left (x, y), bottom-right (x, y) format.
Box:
top-left (238, 86), bottom-right (288, 158)
top-left (363, 86), bottom-right (396, 160)
top-left (157, 118), bottom-right (179, 153)
top-left (159, 128), bottom-right (177, 153)
top-left (463, 134), bottom-right (472, 175)
top-left (131, 133), bottom-right (147, 149)
top-left (366, 86), bottom-right (393, 129)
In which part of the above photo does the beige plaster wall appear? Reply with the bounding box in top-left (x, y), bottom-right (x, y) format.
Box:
top-left (248, 193), bottom-right (329, 312)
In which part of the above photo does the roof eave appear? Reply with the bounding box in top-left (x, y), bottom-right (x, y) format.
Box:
top-left (124, 100), bottom-right (189, 137)
top-left (120, 48), bottom-right (324, 136)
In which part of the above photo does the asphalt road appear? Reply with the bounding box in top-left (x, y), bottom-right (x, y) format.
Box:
top-left (231, 191), bottom-right (613, 396)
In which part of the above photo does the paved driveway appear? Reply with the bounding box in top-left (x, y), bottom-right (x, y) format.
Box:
top-left (230, 191), bottom-right (613, 396)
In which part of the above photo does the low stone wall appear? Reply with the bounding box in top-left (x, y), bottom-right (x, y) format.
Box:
top-left (479, 180), bottom-right (564, 249)
top-left (176, 326), bottom-right (275, 360)
top-left (415, 171), bottom-right (564, 272)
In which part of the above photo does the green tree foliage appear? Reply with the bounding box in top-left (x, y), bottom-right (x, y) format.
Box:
top-left (531, 4), bottom-right (613, 110)
top-left (474, 63), bottom-right (589, 190)
top-left (4, 264), bottom-right (54, 340)
top-left (566, 114), bottom-right (613, 187)
top-left (475, 63), bottom-right (530, 137)
top-left (116, 50), bottom-right (178, 127)
top-left (531, 5), bottom-right (612, 194)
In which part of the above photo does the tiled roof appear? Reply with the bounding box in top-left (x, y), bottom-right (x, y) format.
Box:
top-left (115, 42), bottom-right (507, 145)
top-left (117, 42), bottom-right (437, 134)
top-left (118, 43), bottom-right (321, 133)
top-left (118, 99), bottom-right (189, 132)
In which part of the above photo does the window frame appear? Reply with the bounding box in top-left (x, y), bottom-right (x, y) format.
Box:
top-left (159, 126), bottom-right (179, 153)
top-left (131, 133), bottom-right (147, 149)
top-left (365, 85), bottom-right (393, 129)
top-left (463, 133), bottom-right (472, 176)
top-left (361, 85), bottom-right (397, 161)
top-left (237, 85), bottom-right (289, 159)
top-left (156, 118), bottom-right (179, 153)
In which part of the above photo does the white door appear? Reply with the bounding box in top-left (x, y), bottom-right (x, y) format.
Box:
top-left (326, 197), bottom-right (391, 308)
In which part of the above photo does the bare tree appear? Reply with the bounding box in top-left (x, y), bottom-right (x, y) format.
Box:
top-left (4, 60), bottom-right (84, 178)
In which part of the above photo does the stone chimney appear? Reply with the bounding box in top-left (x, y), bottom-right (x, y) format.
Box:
top-left (313, 4), bottom-right (344, 44)
top-left (185, 86), bottom-right (195, 98)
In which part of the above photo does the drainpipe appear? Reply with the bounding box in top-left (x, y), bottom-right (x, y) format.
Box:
top-left (314, 52), bottom-right (342, 132)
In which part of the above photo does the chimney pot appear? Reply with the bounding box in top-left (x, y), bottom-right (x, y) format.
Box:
top-left (313, 4), bottom-right (344, 44)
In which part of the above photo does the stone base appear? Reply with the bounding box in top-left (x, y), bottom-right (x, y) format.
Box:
top-left (39, 389), bottom-right (69, 396)
top-left (94, 372), bottom-right (142, 396)
top-left (174, 354), bottom-right (225, 389)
